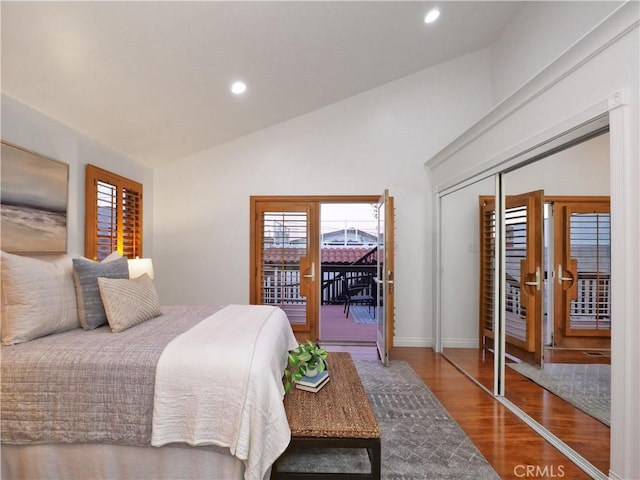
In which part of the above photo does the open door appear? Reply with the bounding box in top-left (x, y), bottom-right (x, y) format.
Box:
top-left (375, 190), bottom-right (394, 365)
top-left (251, 200), bottom-right (319, 342)
top-left (480, 190), bottom-right (544, 365)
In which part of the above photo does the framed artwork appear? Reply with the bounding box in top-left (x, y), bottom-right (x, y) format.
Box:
top-left (1, 141), bottom-right (69, 253)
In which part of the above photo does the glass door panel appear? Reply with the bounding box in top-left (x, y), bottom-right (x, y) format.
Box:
top-left (553, 201), bottom-right (611, 348)
top-left (261, 210), bottom-right (308, 324)
top-left (568, 212), bottom-right (611, 332)
top-left (254, 201), bottom-right (319, 341)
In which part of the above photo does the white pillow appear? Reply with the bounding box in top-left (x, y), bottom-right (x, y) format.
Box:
top-left (98, 273), bottom-right (161, 333)
top-left (1, 251), bottom-right (80, 345)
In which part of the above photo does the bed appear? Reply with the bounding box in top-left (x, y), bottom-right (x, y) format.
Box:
top-left (0, 251), bottom-right (299, 480)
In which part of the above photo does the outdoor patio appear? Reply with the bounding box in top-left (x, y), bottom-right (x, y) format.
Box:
top-left (320, 304), bottom-right (377, 343)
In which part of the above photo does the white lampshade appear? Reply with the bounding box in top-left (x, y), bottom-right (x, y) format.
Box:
top-left (128, 258), bottom-right (155, 279)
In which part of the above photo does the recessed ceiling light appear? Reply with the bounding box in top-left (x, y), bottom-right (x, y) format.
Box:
top-left (424, 8), bottom-right (440, 24)
top-left (231, 81), bottom-right (247, 95)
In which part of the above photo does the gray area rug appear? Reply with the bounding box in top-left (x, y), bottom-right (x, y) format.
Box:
top-left (350, 305), bottom-right (376, 324)
top-left (277, 360), bottom-right (500, 479)
top-left (508, 362), bottom-right (611, 426)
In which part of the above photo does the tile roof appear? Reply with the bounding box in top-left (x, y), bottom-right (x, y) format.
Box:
top-left (321, 247), bottom-right (374, 264)
top-left (263, 247), bottom-right (376, 265)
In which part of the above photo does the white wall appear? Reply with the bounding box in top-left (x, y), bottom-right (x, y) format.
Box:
top-left (440, 176), bottom-right (494, 347)
top-left (153, 49), bottom-right (494, 347)
top-left (504, 132), bottom-right (610, 195)
top-left (1, 94), bottom-right (154, 258)
top-left (490, 1), bottom-right (623, 104)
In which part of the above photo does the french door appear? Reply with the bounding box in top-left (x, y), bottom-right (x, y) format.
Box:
top-left (480, 193), bottom-right (611, 364)
top-left (250, 195), bottom-right (394, 355)
top-left (375, 190), bottom-right (394, 365)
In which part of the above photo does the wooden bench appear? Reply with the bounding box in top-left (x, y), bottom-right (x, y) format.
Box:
top-left (271, 352), bottom-right (381, 479)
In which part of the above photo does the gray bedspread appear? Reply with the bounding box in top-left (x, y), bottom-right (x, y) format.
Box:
top-left (1, 305), bottom-right (221, 446)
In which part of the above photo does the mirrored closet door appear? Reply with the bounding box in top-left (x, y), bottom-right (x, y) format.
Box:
top-left (501, 132), bottom-right (611, 474)
top-left (440, 131), bottom-right (612, 477)
top-left (440, 176), bottom-right (495, 392)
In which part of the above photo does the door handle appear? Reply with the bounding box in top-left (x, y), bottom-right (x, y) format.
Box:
top-left (557, 264), bottom-right (572, 284)
top-left (303, 262), bottom-right (315, 281)
top-left (387, 270), bottom-right (394, 284)
top-left (524, 267), bottom-right (541, 290)
top-left (373, 274), bottom-right (394, 285)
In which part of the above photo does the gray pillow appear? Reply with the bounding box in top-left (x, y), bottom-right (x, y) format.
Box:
top-left (72, 256), bottom-right (129, 329)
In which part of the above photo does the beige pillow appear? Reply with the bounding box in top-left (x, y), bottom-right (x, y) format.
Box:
top-left (1, 251), bottom-right (80, 345)
top-left (98, 274), bottom-right (161, 333)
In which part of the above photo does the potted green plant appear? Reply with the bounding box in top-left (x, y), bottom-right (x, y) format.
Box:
top-left (283, 340), bottom-right (328, 393)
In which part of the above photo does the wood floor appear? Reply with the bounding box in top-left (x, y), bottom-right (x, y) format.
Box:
top-left (322, 344), bottom-right (609, 480)
top-left (442, 347), bottom-right (610, 474)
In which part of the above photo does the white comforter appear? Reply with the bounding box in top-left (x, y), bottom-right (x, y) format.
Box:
top-left (151, 305), bottom-right (298, 480)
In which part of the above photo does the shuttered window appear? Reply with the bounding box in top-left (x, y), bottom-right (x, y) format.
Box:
top-left (85, 164), bottom-right (143, 261)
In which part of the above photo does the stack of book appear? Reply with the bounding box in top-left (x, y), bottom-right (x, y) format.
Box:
top-left (295, 369), bottom-right (330, 393)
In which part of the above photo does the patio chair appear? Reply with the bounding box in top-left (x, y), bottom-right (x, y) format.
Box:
top-left (342, 276), bottom-right (374, 318)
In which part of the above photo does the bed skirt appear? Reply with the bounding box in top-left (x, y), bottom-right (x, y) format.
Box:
top-left (1, 443), bottom-right (253, 480)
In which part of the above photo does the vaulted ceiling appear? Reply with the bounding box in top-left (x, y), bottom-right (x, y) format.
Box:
top-left (2, 1), bottom-right (523, 168)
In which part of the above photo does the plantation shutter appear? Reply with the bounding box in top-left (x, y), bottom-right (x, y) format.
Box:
top-left (478, 196), bottom-right (496, 345)
top-left (260, 210), bottom-right (309, 324)
top-left (85, 164), bottom-right (143, 261)
top-left (253, 203), bottom-right (315, 330)
top-left (95, 180), bottom-right (118, 259)
top-left (121, 186), bottom-right (143, 259)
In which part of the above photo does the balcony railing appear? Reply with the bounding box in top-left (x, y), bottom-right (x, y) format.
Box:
top-left (261, 264), bottom-right (377, 306)
top-left (321, 265), bottom-right (376, 304)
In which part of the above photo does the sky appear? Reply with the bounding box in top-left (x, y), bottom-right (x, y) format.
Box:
top-left (320, 203), bottom-right (378, 235)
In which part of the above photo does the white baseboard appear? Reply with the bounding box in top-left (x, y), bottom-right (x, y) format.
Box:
top-left (608, 470), bottom-right (622, 480)
top-left (393, 337), bottom-right (434, 348)
top-left (392, 338), bottom-right (479, 350)
top-left (441, 338), bottom-right (479, 348)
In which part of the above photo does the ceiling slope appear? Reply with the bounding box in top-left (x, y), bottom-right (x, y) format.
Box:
top-left (1, 1), bottom-right (522, 167)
